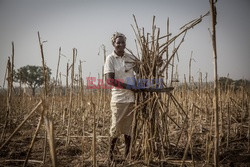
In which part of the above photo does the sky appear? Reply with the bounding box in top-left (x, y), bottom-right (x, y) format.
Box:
top-left (0, 0), bottom-right (249, 87)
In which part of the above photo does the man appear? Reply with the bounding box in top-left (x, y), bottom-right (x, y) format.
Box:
top-left (104, 32), bottom-right (138, 161)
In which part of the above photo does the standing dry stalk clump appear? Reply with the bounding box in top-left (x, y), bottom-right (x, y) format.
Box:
top-left (127, 12), bottom-right (209, 165)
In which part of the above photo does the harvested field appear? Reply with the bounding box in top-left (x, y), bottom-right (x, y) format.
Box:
top-left (0, 84), bottom-right (249, 167)
top-left (0, 1), bottom-right (250, 167)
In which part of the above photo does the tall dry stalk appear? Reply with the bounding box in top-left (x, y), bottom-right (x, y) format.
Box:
top-left (38, 32), bottom-right (48, 97)
top-left (91, 99), bottom-right (97, 167)
top-left (66, 48), bottom-right (77, 146)
top-left (79, 60), bottom-right (84, 108)
top-left (38, 31), bottom-right (57, 166)
top-left (189, 51), bottom-right (193, 84)
top-left (2, 59), bottom-right (8, 89)
top-left (51, 47), bottom-right (62, 116)
top-left (165, 17), bottom-right (170, 84)
top-left (209, 1), bottom-right (219, 166)
top-left (1, 58), bottom-right (11, 142)
top-left (66, 62), bottom-right (69, 95)
top-left (1, 42), bottom-right (14, 142)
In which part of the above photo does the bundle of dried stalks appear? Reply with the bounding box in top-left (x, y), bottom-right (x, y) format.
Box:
top-left (127, 13), bottom-right (209, 165)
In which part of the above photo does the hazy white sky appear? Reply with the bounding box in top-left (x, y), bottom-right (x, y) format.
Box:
top-left (0, 0), bottom-right (249, 87)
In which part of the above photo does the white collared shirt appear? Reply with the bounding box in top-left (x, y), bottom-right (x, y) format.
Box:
top-left (104, 51), bottom-right (136, 103)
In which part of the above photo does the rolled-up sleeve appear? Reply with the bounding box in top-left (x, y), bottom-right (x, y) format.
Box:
top-left (104, 55), bottom-right (114, 74)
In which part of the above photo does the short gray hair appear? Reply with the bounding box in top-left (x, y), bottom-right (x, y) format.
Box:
top-left (111, 32), bottom-right (126, 45)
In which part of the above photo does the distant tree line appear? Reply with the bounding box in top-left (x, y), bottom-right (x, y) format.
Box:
top-left (218, 77), bottom-right (250, 91)
top-left (1, 65), bottom-right (249, 96)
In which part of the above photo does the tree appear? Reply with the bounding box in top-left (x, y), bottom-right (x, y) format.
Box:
top-left (14, 65), bottom-right (51, 96)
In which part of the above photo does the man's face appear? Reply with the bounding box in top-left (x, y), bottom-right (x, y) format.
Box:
top-left (113, 37), bottom-right (126, 53)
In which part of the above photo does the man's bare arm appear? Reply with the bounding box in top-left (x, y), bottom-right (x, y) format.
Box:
top-left (105, 73), bottom-right (137, 91)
